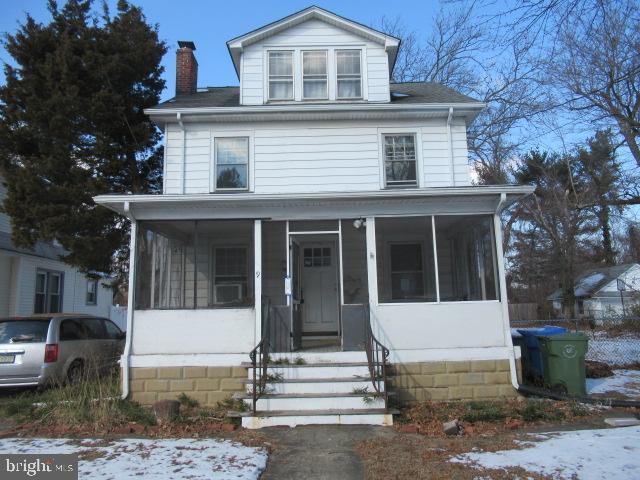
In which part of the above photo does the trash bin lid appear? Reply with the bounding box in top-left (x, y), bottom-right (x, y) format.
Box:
top-left (538, 332), bottom-right (588, 342)
top-left (517, 326), bottom-right (567, 337)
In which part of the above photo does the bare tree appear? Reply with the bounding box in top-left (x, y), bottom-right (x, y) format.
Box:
top-left (380, 3), bottom-right (553, 183)
top-left (505, 0), bottom-right (640, 166)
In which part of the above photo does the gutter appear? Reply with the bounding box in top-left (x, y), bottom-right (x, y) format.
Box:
top-left (144, 101), bottom-right (486, 117)
top-left (494, 193), bottom-right (521, 391)
top-left (121, 201), bottom-right (136, 401)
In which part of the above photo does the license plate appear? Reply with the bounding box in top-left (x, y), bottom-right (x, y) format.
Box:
top-left (0, 354), bottom-right (15, 364)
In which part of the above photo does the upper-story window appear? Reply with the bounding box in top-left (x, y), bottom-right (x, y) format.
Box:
top-left (336, 50), bottom-right (362, 99)
top-left (383, 134), bottom-right (417, 187)
top-left (215, 137), bottom-right (249, 190)
top-left (302, 51), bottom-right (328, 100)
top-left (268, 51), bottom-right (294, 101)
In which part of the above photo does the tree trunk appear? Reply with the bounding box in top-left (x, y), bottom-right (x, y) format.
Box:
top-left (597, 204), bottom-right (615, 265)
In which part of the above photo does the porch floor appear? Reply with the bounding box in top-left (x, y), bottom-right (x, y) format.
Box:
top-left (299, 338), bottom-right (341, 352)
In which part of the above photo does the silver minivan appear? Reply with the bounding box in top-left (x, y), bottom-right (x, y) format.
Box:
top-left (0, 314), bottom-right (125, 388)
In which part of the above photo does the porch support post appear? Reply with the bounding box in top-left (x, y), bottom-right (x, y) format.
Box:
top-left (365, 216), bottom-right (378, 307)
top-left (122, 207), bottom-right (137, 400)
top-left (493, 194), bottom-right (510, 346)
top-left (254, 219), bottom-right (262, 344)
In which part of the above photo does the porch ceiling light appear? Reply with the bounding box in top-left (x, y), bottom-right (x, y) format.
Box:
top-left (353, 218), bottom-right (366, 229)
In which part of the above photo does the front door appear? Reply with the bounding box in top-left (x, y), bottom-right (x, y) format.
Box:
top-left (300, 242), bottom-right (339, 335)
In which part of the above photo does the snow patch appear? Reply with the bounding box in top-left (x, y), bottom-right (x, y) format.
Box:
top-left (0, 438), bottom-right (268, 480)
top-left (575, 273), bottom-right (606, 296)
top-left (588, 369), bottom-right (640, 399)
top-left (451, 426), bottom-right (640, 479)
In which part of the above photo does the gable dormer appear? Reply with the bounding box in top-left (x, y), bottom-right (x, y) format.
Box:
top-left (226, 6), bottom-right (400, 105)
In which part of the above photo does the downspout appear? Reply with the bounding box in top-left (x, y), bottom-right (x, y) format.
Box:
top-left (121, 201), bottom-right (137, 400)
top-left (177, 112), bottom-right (186, 194)
top-left (446, 107), bottom-right (455, 185)
top-left (493, 193), bottom-right (520, 390)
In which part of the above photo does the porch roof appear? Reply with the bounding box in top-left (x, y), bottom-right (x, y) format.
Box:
top-left (94, 185), bottom-right (533, 221)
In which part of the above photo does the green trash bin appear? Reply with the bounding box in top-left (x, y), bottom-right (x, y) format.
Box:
top-left (538, 333), bottom-right (589, 396)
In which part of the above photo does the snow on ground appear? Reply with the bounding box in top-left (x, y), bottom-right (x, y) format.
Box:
top-left (588, 369), bottom-right (640, 399)
top-left (0, 437), bottom-right (268, 480)
top-left (451, 426), bottom-right (640, 480)
top-left (586, 335), bottom-right (640, 365)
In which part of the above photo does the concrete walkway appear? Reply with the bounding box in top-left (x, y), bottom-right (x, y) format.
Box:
top-left (259, 425), bottom-right (395, 479)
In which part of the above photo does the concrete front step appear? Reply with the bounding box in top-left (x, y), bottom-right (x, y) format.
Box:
top-left (231, 408), bottom-right (396, 429)
top-left (242, 363), bottom-right (371, 380)
top-left (240, 392), bottom-right (387, 411)
top-left (241, 377), bottom-right (378, 394)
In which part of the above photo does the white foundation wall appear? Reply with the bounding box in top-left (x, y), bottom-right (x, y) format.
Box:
top-left (163, 118), bottom-right (470, 195)
top-left (131, 308), bottom-right (256, 355)
top-left (371, 301), bottom-right (506, 350)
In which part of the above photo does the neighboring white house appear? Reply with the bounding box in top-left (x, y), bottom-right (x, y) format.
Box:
top-left (95, 6), bottom-right (534, 427)
top-left (0, 178), bottom-right (114, 319)
top-left (548, 263), bottom-right (640, 319)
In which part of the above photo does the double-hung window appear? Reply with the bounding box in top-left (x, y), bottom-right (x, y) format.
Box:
top-left (268, 51), bottom-right (294, 101)
top-left (336, 50), bottom-right (362, 99)
top-left (213, 246), bottom-right (248, 305)
top-left (34, 269), bottom-right (63, 314)
top-left (215, 137), bottom-right (249, 190)
top-left (302, 51), bottom-right (328, 99)
top-left (86, 279), bottom-right (98, 305)
top-left (383, 134), bottom-right (418, 187)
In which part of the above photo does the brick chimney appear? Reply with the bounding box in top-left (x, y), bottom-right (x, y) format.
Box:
top-left (176, 41), bottom-right (198, 96)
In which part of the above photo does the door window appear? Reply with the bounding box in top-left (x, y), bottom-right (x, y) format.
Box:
top-left (303, 247), bottom-right (331, 267)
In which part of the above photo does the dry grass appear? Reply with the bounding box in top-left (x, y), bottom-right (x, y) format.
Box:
top-left (358, 433), bottom-right (552, 480)
top-left (395, 398), bottom-right (594, 437)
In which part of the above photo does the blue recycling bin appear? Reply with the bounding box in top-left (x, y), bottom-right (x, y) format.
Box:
top-left (516, 326), bottom-right (567, 380)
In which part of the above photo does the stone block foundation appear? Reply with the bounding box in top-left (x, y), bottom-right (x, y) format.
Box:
top-left (128, 366), bottom-right (247, 406)
top-left (388, 359), bottom-right (520, 405)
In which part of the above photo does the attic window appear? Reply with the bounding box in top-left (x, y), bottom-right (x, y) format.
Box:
top-left (268, 51), bottom-right (294, 100)
top-left (336, 50), bottom-right (362, 99)
top-left (302, 51), bottom-right (328, 100)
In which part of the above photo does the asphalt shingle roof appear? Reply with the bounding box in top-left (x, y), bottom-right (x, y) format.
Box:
top-left (153, 82), bottom-right (480, 110)
top-left (547, 263), bottom-right (639, 300)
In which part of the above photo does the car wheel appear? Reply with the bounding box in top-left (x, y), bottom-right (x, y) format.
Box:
top-left (67, 360), bottom-right (84, 385)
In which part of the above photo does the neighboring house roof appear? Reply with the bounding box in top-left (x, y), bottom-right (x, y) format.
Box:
top-left (153, 82), bottom-right (480, 111)
top-left (226, 5), bottom-right (400, 77)
top-left (547, 263), bottom-right (639, 300)
top-left (0, 230), bottom-right (68, 262)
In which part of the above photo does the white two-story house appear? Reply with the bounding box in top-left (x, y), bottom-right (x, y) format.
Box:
top-left (95, 6), bottom-right (533, 428)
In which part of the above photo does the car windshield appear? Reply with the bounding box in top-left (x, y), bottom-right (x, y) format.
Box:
top-left (0, 320), bottom-right (50, 344)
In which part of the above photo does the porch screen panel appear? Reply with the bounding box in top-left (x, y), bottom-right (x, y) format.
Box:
top-left (375, 216), bottom-right (437, 303)
top-left (435, 215), bottom-right (498, 301)
top-left (196, 220), bottom-right (254, 308)
top-left (289, 220), bottom-right (338, 232)
top-left (135, 220), bottom-right (254, 309)
top-left (136, 221), bottom-right (195, 310)
top-left (341, 219), bottom-right (369, 304)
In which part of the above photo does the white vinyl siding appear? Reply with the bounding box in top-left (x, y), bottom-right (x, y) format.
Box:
top-left (0, 180), bottom-right (12, 234)
top-left (163, 119), bottom-right (471, 195)
top-left (239, 19), bottom-right (390, 104)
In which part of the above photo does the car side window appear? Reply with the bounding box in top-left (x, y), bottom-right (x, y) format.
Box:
top-left (103, 320), bottom-right (122, 340)
top-left (60, 319), bottom-right (88, 341)
top-left (83, 318), bottom-right (106, 340)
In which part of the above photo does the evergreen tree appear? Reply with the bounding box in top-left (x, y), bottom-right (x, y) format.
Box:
top-left (575, 129), bottom-right (623, 266)
top-left (0, 0), bottom-right (166, 277)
